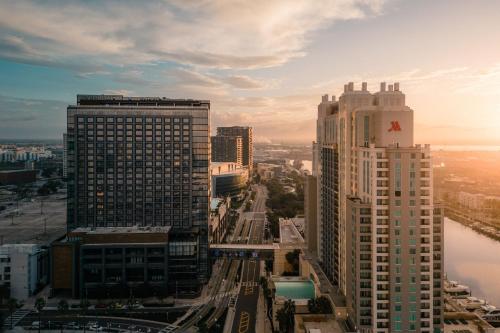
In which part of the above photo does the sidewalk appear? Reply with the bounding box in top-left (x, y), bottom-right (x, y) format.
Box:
top-left (255, 260), bottom-right (272, 333)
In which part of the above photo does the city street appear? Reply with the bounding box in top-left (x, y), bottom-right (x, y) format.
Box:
top-left (230, 184), bottom-right (267, 333)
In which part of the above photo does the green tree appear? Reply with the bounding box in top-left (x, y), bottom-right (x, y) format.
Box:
top-left (285, 249), bottom-right (300, 275)
top-left (307, 296), bottom-right (332, 314)
top-left (197, 321), bottom-right (209, 333)
top-left (276, 299), bottom-right (295, 333)
top-left (58, 299), bottom-right (69, 332)
top-left (7, 298), bottom-right (18, 329)
top-left (35, 297), bottom-right (46, 333)
top-left (41, 167), bottom-right (55, 178)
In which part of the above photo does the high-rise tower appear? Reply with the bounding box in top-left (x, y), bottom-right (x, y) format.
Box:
top-left (313, 83), bottom-right (443, 333)
top-left (211, 135), bottom-right (243, 165)
top-left (216, 126), bottom-right (253, 173)
top-left (66, 95), bottom-right (211, 290)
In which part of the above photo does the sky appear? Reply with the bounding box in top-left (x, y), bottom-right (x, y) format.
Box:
top-left (1, 0), bottom-right (500, 145)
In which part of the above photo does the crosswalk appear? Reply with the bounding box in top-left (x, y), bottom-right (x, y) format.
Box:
top-left (214, 290), bottom-right (238, 300)
top-left (240, 281), bottom-right (259, 287)
top-left (3, 309), bottom-right (31, 329)
top-left (158, 323), bottom-right (178, 333)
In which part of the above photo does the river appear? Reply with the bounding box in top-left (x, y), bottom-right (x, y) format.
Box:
top-left (445, 217), bottom-right (500, 306)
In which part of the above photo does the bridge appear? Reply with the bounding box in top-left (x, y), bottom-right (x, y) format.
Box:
top-left (208, 243), bottom-right (279, 260)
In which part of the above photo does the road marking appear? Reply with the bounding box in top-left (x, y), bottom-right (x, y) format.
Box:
top-left (238, 311), bottom-right (250, 333)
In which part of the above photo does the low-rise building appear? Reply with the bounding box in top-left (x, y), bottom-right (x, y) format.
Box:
top-left (458, 191), bottom-right (486, 209)
top-left (273, 218), bottom-right (306, 275)
top-left (51, 226), bottom-right (170, 299)
top-left (0, 169), bottom-right (37, 185)
top-left (256, 163), bottom-right (281, 181)
top-left (210, 197), bottom-right (231, 243)
top-left (0, 244), bottom-right (49, 301)
top-left (211, 162), bottom-right (249, 196)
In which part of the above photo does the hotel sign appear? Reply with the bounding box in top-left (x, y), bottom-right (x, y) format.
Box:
top-left (388, 121), bottom-right (402, 132)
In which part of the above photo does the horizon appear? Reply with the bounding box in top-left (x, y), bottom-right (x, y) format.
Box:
top-left (1, 1), bottom-right (500, 145)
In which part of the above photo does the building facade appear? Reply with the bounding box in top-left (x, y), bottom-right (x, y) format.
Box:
top-left (65, 95), bottom-right (211, 292)
top-left (0, 244), bottom-right (49, 301)
top-left (304, 175), bottom-right (318, 256)
top-left (313, 82), bottom-right (443, 333)
top-left (211, 135), bottom-right (243, 165)
top-left (0, 169), bottom-right (37, 186)
top-left (51, 226), bottom-right (170, 298)
top-left (216, 126), bottom-right (253, 173)
top-left (210, 162), bottom-right (249, 197)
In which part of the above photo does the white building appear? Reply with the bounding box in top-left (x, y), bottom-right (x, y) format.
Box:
top-left (458, 192), bottom-right (485, 210)
top-left (0, 244), bottom-right (49, 301)
top-left (312, 82), bottom-right (443, 333)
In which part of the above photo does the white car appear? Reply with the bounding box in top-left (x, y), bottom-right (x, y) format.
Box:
top-left (87, 322), bottom-right (104, 331)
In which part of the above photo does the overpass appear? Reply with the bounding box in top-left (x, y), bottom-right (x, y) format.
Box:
top-left (209, 243), bottom-right (279, 260)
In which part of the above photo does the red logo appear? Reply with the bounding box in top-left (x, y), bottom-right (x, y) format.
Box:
top-left (388, 121), bottom-right (401, 132)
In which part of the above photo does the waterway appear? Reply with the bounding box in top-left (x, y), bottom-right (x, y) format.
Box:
top-left (445, 217), bottom-right (500, 306)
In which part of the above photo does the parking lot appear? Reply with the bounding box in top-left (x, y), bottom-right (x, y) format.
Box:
top-left (0, 193), bottom-right (67, 244)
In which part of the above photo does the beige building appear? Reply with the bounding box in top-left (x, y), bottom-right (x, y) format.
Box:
top-left (312, 82), bottom-right (443, 333)
top-left (304, 175), bottom-right (318, 255)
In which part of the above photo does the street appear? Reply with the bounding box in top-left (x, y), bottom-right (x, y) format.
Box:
top-left (230, 184), bottom-right (267, 333)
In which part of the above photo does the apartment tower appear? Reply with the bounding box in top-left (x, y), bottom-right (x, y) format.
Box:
top-left (216, 126), bottom-right (253, 173)
top-left (66, 95), bottom-right (211, 290)
top-left (313, 83), bottom-right (443, 333)
top-left (211, 135), bottom-right (243, 165)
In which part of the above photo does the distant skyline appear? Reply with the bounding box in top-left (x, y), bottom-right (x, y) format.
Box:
top-left (1, 0), bottom-right (500, 144)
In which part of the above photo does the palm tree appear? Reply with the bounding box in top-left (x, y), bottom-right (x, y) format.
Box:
top-left (34, 297), bottom-right (46, 333)
top-left (7, 298), bottom-right (18, 329)
top-left (58, 299), bottom-right (69, 332)
top-left (283, 299), bottom-right (295, 333)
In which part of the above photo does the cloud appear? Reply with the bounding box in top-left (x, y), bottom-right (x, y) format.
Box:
top-left (167, 68), bottom-right (269, 91)
top-left (0, 0), bottom-right (389, 70)
top-left (0, 96), bottom-right (66, 139)
top-left (103, 89), bottom-right (135, 96)
top-left (221, 75), bottom-right (268, 89)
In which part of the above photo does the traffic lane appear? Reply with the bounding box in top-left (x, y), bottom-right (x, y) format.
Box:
top-left (17, 314), bottom-right (169, 332)
top-left (231, 260), bottom-right (260, 333)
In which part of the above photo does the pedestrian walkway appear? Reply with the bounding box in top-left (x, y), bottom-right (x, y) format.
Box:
top-left (3, 309), bottom-right (31, 329)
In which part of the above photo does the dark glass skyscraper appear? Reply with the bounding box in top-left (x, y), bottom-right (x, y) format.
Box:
top-left (216, 126), bottom-right (253, 173)
top-left (66, 95), bottom-right (210, 291)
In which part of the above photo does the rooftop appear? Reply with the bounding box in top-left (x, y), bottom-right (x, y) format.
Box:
top-left (279, 218), bottom-right (305, 244)
top-left (74, 95), bottom-right (210, 107)
top-left (70, 225), bottom-right (171, 235)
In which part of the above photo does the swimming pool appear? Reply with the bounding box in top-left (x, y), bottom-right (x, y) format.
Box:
top-left (274, 280), bottom-right (315, 300)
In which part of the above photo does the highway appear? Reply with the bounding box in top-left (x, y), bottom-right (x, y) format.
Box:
top-left (230, 184), bottom-right (267, 333)
top-left (174, 187), bottom-right (262, 332)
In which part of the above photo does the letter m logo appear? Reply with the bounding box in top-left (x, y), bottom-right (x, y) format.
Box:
top-left (388, 121), bottom-right (401, 132)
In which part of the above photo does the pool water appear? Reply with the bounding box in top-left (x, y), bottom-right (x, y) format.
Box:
top-left (275, 280), bottom-right (315, 300)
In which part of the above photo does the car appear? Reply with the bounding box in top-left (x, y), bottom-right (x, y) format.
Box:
top-left (87, 321), bottom-right (104, 330)
top-left (30, 321), bottom-right (41, 329)
top-left (65, 322), bottom-right (80, 329)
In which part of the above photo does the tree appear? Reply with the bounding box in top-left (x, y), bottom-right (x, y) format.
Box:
top-left (37, 186), bottom-right (50, 196)
top-left (41, 167), bottom-right (55, 178)
top-left (7, 298), bottom-right (18, 329)
top-left (276, 299), bottom-right (295, 333)
top-left (35, 297), bottom-right (46, 333)
top-left (307, 296), bottom-right (332, 314)
top-left (79, 299), bottom-right (89, 333)
top-left (197, 321), bottom-right (209, 333)
top-left (58, 299), bottom-right (69, 333)
top-left (285, 249), bottom-right (300, 275)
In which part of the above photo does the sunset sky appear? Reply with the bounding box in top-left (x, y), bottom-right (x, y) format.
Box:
top-left (1, 0), bottom-right (500, 144)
